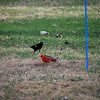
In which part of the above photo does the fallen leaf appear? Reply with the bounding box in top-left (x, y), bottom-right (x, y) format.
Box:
top-left (74, 15), bottom-right (78, 18)
top-left (64, 41), bottom-right (69, 44)
top-left (52, 24), bottom-right (57, 27)
top-left (1, 19), bottom-right (5, 22)
top-left (65, 41), bottom-right (71, 44)
top-left (56, 34), bottom-right (62, 37)
top-left (59, 7), bottom-right (65, 10)
top-left (70, 78), bottom-right (76, 81)
top-left (51, 2), bottom-right (58, 6)
top-left (61, 83), bottom-right (70, 87)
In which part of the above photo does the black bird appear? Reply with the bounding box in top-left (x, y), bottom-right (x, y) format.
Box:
top-left (31, 42), bottom-right (43, 52)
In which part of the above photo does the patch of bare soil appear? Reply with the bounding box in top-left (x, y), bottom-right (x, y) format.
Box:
top-left (0, 58), bottom-right (100, 100)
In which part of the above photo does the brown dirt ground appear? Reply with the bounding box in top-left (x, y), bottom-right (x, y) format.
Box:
top-left (0, 57), bottom-right (100, 100)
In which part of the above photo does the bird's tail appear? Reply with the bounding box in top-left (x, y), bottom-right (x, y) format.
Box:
top-left (51, 57), bottom-right (59, 62)
top-left (54, 57), bottom-right (59, 59)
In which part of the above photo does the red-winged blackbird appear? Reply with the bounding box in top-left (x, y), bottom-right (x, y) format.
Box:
top-left (31, 42), bottom-right (43, 52)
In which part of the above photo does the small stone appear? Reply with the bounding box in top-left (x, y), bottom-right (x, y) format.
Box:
top-left (64, 96), bottom-right (68, 100)
top-left (72, 31), bottom-right (76, 33)
top-left (40, 31), bottom-right (49, 34)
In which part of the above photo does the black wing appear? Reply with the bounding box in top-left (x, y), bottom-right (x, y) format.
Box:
top-left (31, 42), bottom-right (43, 52)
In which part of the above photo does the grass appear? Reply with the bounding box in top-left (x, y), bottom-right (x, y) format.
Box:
top-left (0, 0), bottom-right (100, 100)
top-left (0, 17), bottom-right (99, 59)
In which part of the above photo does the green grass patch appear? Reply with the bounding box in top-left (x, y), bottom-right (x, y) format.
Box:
top-left (87, 67), bottom-right (100, 73)
top-left (0, 17), bottom-right (99, 60)
top-left (0, 0), bottom-right (99, 61)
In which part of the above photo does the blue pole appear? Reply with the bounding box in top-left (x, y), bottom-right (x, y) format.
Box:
top-left (85, 0), bottom-right (88, 70)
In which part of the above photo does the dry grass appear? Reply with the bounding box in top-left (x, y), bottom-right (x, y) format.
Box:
top-left (0, 5), bottom-right (100, 20)
top-left (0, 57), bottom-right (100, 100)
